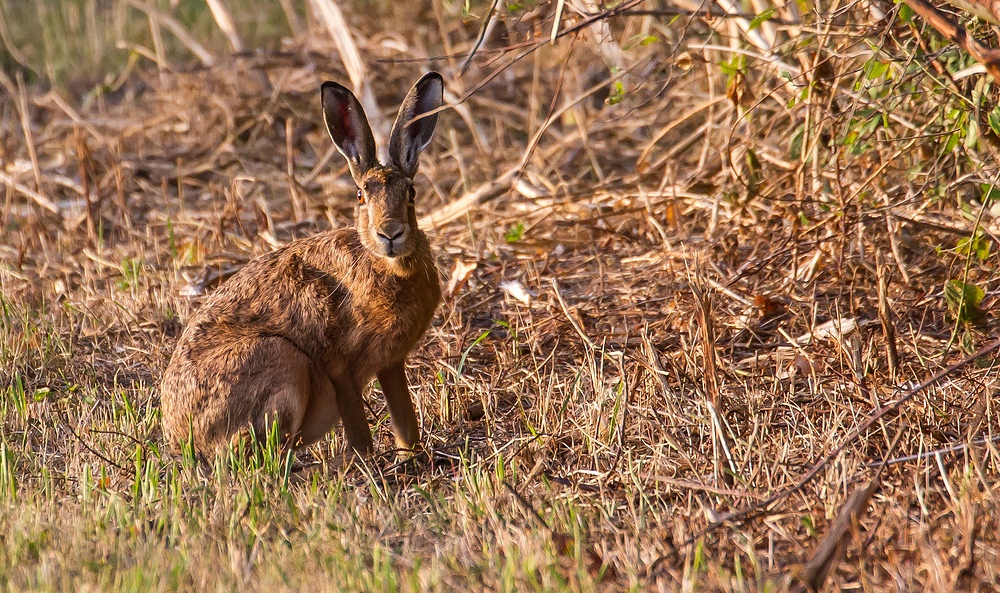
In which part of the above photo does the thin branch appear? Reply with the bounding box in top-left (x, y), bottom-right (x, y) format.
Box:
top-left (721, 337), bottom-right (1000, 523)
top-left (904, 0), bottom-right (1000, 82)
top-left (460, 0), bottom-right (501, 76)
top-left (864, 434), bottom-right (1000, 468)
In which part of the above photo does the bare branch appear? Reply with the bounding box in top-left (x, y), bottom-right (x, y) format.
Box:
top-left (904, 0), bottom-right (1000, 81)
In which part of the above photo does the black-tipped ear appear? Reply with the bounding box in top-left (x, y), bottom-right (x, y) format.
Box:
top-left (388, 72), bottom-right (443, 179)
top-left (321, 81), bottom-right (376, 183)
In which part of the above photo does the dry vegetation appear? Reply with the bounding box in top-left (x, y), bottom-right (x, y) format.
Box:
top-left (2, 0), bottom-right (1000, 590)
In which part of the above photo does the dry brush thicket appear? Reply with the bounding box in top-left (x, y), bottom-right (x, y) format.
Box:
top-left (1, 0), bottom-right (1000, 591)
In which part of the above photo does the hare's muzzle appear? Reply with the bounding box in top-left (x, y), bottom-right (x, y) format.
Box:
top-left (373, 220), bottom-right (409, 257)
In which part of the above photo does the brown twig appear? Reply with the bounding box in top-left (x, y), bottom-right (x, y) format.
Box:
top-left (903, 0), bottom-right (1000, 82)
top-left (793, 456), bottom-right (889, 591)
top-left (285, 117), bottom-right (304, 222)
top-left (876, 252), bottom-right (900, 383)
top-left (74, 127), bottom-right (96, 243)
top-left (459, 0), bottom-right (502, 76)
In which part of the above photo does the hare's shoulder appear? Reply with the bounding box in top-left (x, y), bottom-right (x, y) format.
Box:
top-left (282, 228), bottom-right (363, 276)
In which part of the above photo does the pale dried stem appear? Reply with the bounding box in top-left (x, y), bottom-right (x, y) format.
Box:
top-left (0, 170), bottom-right (59, 214)
top-left (206, 0), bottom-right (245, 53)
top-left (12, 72), bottom-right (42, 194)
top-left (418, 167), bottom-right (519, 229)
top-left (307, 0), bottom-right (390, 147)
top-left (285, 117), bottom-right (304, 222)
top-left (125, 0), bottom-right (216, 67)
top-left (278, 0), bottom-right (304, 35)
top-left (570, 0), bottom-right (627, 76)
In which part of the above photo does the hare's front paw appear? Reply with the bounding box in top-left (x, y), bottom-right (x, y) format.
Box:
top-left (393, 440), bottom-right (424, 462)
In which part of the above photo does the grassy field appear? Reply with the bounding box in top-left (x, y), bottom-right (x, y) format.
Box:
top-left (2, 0), bottom-right (1000, 591)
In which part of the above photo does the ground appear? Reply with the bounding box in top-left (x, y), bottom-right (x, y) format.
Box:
top-left (2, 1), bottom-right (1000, 591)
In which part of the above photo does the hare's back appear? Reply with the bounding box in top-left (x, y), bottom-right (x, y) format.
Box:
top-left (185, 231), bottom-right (358, 346)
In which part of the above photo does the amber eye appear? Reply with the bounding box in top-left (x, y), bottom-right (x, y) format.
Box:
top-left (407, 186), bottom-right (416, 203)
top-left (356, 189), bottom-right (365, 204)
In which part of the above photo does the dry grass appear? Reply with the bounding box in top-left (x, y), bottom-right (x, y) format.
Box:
top-left (2, 0), bottom-right (1000, 591)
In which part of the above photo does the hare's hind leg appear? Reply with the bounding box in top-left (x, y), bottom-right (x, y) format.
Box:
top-left (162, 336), bottom-right (311, 456)
top-left (298, 370), bottom-right (339, 446)
top-left (240, 337), bottom-right (312, 449)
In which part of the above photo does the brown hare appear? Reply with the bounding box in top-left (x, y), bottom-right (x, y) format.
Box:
top-left (160, 72), bottom-right (444, 459)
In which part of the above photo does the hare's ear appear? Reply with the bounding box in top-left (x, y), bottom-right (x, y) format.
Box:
top-left (388, 72), bottom-right (443, 179)
top-left (322, 81), bottom-right (376, 183)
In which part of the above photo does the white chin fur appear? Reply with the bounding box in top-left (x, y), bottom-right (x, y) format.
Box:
top-left (381, 254), bottom-right (413, 275)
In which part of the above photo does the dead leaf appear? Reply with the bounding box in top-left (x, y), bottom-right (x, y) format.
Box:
top-left (792, 354), bottom-right (818, 377)
top-left (802, 317), bottom-right (858, 344)
top-left (500, 279), bottom-right (532, 305)
top-left (754, 294), bottom-right (785, 319)
top-left (464, 401), bottom-right (485, 421)
top-left (445, 259), bottom-right (478, 299)
top-left (180, 265), bottom-right (240, 297)
top-left (726, 71), bottom-right (753, 108)
top-left (675, 51), bottom-right (693, 72)
top-left (552, 532), bottom-right (573, 556)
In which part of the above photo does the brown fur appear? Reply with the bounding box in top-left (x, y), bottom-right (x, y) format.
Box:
top-left (160, 74), bottom-right (445, 457)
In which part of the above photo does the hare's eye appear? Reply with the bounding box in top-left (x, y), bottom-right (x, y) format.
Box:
top-left (356, 189), bottom-right (365, 204)
top-left (407, 186), bottom-right (416, 203)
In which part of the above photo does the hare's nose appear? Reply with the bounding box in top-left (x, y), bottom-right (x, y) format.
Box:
top-left (377, 222), bottom-right (405, 243)
top-left (375, 221), bottom-right (407, 255)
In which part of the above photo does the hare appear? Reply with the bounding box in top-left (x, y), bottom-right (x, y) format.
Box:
top-left (160, 73), bottom-right (444, 459)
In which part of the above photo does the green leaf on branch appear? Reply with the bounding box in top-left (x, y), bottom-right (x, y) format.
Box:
top-left (956, 230), bottom-right (991, 262)
top-left (606, 81), bottom-right (625, 106)
top-left (944, 279), bottom-right (986, 325)
top-left (988, 106), bottom-right (1000, 136)
top-left (749, 8), bottom-right (776, 30)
